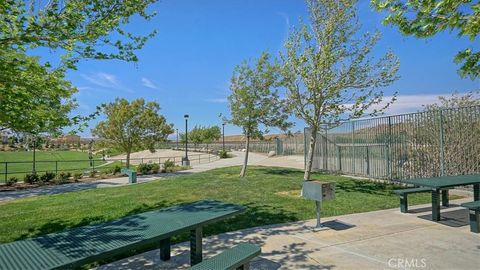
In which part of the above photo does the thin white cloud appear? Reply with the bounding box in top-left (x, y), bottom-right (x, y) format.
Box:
top-left (342, 93), bottom-right (456, 115)
top-left (206, 98), bottom-right (228, 103)
top-left (276, 12), bottom-right (290, 48)
top-left (141, 77), bottom-right (158, 89)
top-left (81, 72), bottom-right (131, 92)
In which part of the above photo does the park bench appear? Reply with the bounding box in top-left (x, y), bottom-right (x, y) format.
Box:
top-left (460, 201), bottom-right (480, 233)
top-left (190, 243), bottom-right (261, 270)
top-left (394, 187), bottom-right (450, 213)
top-left (121, 167), bottom-right (137, 183)
top-left (0, 200), bottom-right (245, 270)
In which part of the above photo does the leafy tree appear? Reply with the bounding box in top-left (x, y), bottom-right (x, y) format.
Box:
top-left (0, 51), bottom-right (80, 134)
top-left (227, 52), bottom-right (292, 177)
top-left (182, 125), bottom-right (221, 150)
top-left (188, 126), bottom-right (206, 147)
top-left (203, 126), bottom-right (222, 145)
top-left (280, 0), bottom-right (399, 181)
top-left (371, 0), bottom-right (480, 79)
top-left (0, 0), bottom-right (158, 134)
top-left (92, 98), bottom-right (173, 167)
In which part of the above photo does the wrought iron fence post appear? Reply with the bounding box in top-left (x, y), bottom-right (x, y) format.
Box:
top-left (55, 161), bottom-right (58, 174)
top-left (352, 122), bottom-right (355, 175)
top-left (5, 162), bottom-right (7, 182)
top-left (438, 110), bottom-right (445, 176)
top-left (366, 146), bottom-right (370, 176)
top-left (387, 116), bottom-right (392, 180)
top-left (92, 160), bottom-right (95, 171)
top-left (337, 146), bottom-right (342, 171)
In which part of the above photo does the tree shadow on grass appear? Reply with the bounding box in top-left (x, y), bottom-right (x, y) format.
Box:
top-left (336, 179), bottom-right (394, 196)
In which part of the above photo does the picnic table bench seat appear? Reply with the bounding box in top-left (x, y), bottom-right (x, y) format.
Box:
top-left (190, 243), bottom-right (261, 270)
top-left (0, 200), bottom-right (245, 270)
top-left (394, 187), bottom-right (450, 213)
top-left (461, 201), bottom-right (480, 233)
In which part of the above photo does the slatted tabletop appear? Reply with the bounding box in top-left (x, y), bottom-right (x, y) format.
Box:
top-left (0, 200), bottom-right (245, 270)
top-left (402, 174), bottom-right (480, 189)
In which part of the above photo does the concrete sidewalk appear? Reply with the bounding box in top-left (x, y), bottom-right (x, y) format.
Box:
top-left (0, 151), bottom-right (304, 202)
top-left (97, 198), bottom-right (479, 270)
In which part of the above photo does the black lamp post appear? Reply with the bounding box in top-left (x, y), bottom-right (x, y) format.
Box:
top-left (222, 123), bottom-right (225, 152)
top-left (176, 128), bottom-right (179, 150)
top-left (182, 114), bottom-right (190, 166)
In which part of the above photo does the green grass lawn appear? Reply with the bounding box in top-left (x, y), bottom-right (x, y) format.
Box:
top-left (0, 166), bottom-right (442, 245)
top-left (0, 151), bottom-right (105, 181)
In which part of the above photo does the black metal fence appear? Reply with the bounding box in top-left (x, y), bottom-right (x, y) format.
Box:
top-left (0, 153), bottom-right (217, 184)
top-left (306, 105), bottom-right (480, 181)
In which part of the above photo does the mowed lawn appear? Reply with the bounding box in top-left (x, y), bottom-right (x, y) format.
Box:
top-left (0, 151), bottom-right (105, 181)
top-left (0, 166), bottom-right (440, 245)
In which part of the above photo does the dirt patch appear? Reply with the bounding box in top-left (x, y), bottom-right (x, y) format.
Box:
top-left (275, 189), bottom-right (301, 198)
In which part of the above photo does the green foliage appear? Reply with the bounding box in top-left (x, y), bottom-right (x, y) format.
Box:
top-left (89, 171), bottom-right (97, 178)
top-left (151, 163), bottom-right (160, 174)
top-left (0, 0), bottom-right (158, 133)
top-left (0, 50), bottom-right (79, 134)
top-left (24, 173), bottom-right (39, 184)
top-left (137, 163), bottom-right (153, 174)
top-left (187, 126), bottom-right (222, 145)
top-left (73, 173), bottom-right (83, 182)
top-left (56, 172), bottom-right (71, 182)
top-left (6, 176), bottom-right (18, 186)
top-left (112, 165), bottom-right (122, 175)
top-left (40, 172), bottom-right (56, 182)
top-left (219, 150), bottom-right (230, 159)
top-left (163, 159), bottom-right (175, 172)
top-left (92, 98), bottom-right (174, 167)
top-left (227, 52), bottom-right (292, 176)
top-left (371, 0), bottom-right (479, 79)
top-left (280, 0), bottom-right (399, 180)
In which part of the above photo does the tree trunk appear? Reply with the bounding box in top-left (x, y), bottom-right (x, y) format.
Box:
top-left (304, 125), bottom-right (318, 181)
top-left (240, 134), bottom-right (250, 177)
top-left (126, 152), bottom-right (131, 168)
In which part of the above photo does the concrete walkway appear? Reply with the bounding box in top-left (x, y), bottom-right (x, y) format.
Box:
top-left (97, 198), bottom-right (480, 270)
top-left (0, 151), bottom-right (304, 202)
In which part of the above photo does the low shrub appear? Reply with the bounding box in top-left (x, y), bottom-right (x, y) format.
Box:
top-left (151, 163), bottom-right (160, 174)
top-left (112, 165), bottom-right (122, 175)
top-left (40, 172), bottom-right (56, 182)
top-left (163, 159), bottom-right (175, 172)
top-left (56, 172), bottom-right (71, 181)
top-left (100, 172), bottom-right (109, 179)
top-left (73, 172), bottom-right (83, 181)
top-left (137, 163), bottom-right (153, 174)
top-left (219, 150), bottom-right (229, 159)
top-left (89, 170), bottom-right (97, 178)
top-left (24, 173), bottom-right (39, 184)
top-left (6, 176), bottom-right (18, 186)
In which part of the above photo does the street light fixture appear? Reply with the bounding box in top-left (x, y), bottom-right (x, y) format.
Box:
top-left (182, 114), bottom-right (190, 166)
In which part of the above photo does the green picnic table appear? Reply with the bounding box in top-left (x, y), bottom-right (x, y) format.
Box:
top-left (0, 200), bottom-right (245, 270)
top-left (401, 174), bottom-right (480, 221)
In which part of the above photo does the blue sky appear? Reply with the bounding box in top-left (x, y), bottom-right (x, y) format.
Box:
top-left (50, 0), bottom-right (479, 137)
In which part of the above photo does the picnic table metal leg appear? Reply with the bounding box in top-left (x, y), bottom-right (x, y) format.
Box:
top-left (432, 189), bottom-right (441, 221)
top-left (441, 189), bottom-right (449, 207)
top-left (468, 209), bottom-right (480, 233)
top-left (190, 227), bottom-right (203, 266)
top-left (160, 238), bottom-right (171, 261)
top-left (473, 184), bottom-right (480, 201)
top-left (399, 194), bottom-right (408, 213)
